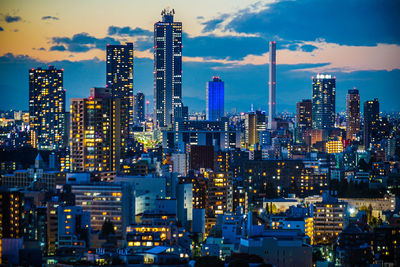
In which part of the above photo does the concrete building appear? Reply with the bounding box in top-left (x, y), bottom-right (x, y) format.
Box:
top-left (70, 182), bottom-right (134, 237)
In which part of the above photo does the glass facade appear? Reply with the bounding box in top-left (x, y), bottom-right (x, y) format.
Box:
top-left (312, 74), bottom-right (336, 129)
top-left (206, 76), bottom-right (224, 121)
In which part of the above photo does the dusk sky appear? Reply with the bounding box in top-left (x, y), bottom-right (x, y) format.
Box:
top-left (1, 0), bottom-right (399, 113)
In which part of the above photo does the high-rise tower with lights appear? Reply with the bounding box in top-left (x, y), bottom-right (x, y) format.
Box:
top-left (29, 66), bottom-right (66, 150)
top-left (312, 74), bottom-right (336, 129)
top-left (268, 41), bottom-right (276, 129)
top-left (154, 8), bottom-right (183, 127)
top-left (346, 89), bottom-right (360, 140)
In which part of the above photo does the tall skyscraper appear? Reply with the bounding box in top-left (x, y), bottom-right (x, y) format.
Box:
top-left (363, 98), bottom-right (379, 147)
top-left (268, 41), bottom-right (276, 129)
top-left (70, 88), bottom-right (121, 172)
top-left (106, 42), bottom-right (133, 140)
top-left (296, 99), bottom-right (312, 143)
top-left (312, 74), bottom-right (336, 129)
top-left (29, 66), bottom-right (66, 150)
top-left (346, 89), bottom-right (360, 140)
top-left (154, 8), bottom-right (183, 127)
top-left (206, 76), bottom-right (224, 121)
top-left (134, 92), bottom-right (145, 125)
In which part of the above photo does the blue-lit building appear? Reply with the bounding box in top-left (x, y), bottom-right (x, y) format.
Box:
top-left (206, 76), bottom-right (224, 121)
top-left (312, 74), bottom-right (336, 129)
top-left (154, 8), bottom-right (183, 127)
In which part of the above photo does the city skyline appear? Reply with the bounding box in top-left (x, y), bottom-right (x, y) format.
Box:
top-left (0, 0), bottom-right (399, 113)
top-left (1, 2), bottom-right (400, 265)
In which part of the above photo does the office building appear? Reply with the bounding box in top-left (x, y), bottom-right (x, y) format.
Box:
top-left (70, 88), bottom-right (122, 172)
top-left (346, 89), bottom-right (360, 140)
top-left (363, 98), bottom-right (379, 147)
top-left (312, 74), bottom-right (336, 129)
top-left (245, 111), bottom-right (266, 147)
top-left (29, 66), bottom-right (65, 150)
top-left (268, 41), bottom-right (276, 129)
top-left (106, 42), bottom-right (134, 139)
top-left (70, 183), bottom-right (134, 237)
top-left (295, 99), bottom-right (312, 143)
top-left (154, 8), bottom-right (183, 127)
top-left (134, 92), bottom-right (145, 125)
top-left (206, 76), bottom-right (224, 121)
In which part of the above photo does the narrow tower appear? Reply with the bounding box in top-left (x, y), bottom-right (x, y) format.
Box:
top-left (268, 41), bottom-right (276, 129)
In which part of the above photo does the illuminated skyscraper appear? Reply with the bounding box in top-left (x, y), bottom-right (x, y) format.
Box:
top-left (363, 98), bottom-right (379, 147)
top-left (245, 111), bottom-right (266, 147)
top-left (29, 66), bottom-right (66, 150)
top-left (154, 8), bottom-right (183, 127)
top-left (268, 41), bottom-right (276, 129)
top-left (134, 92), bottom-right (145, 125)
top-left (312, 74), bottom-right (336, 129)
top-left (296, 99), bottom-right (312, 143)
top-left (206, 76), bottom-right (224, 121)
top-left (346, 89), bottom-right (360, 140)
top-left (70, 88), bottom-right (122, 172)
top-left (106, 43), bottom-right (133, 140)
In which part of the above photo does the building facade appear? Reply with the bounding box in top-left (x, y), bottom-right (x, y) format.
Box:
top-left (29, 66), bottom-right (65, 150)
top-left (296, 99), bottom-right (312, 143)
top-left (134, 92), bottom-right (145, 125)
top-left (206, 76), bottom-right (224, 121)
top-left (154, 8), bottom-right (183, 127)
top-left (363, 98), bottom-right (379, 147)
top-left (346, 89), bottom-right (360, 140)
top-left (70, 88), bottom-right (122, 172)
top-left (106, 43), bottom-right (134, 139)
top-left (312, 74), bottom-right (336, 129)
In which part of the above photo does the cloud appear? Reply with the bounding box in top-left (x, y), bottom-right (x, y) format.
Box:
top-left (52, 32), bottom-right (120, 53)
top-left (201, 14), bottom-right (229, 33)
top-left (41, 16), bottom-right (59, 21)
top-left (50, 45), bottom-right (66, 51)
top-left (205, 0), bottom-right (400, 46)
top-left (107, 26), bottom-right (152, 37)
top-left (4, 15), bottom-right (21, 23)
top-left (0, 52), bottom-right (399, 113)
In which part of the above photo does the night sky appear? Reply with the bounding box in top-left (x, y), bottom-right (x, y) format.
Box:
top-left (1, 0), bottom-right (399, 113)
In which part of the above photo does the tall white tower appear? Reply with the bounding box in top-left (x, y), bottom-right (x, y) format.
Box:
top-left (268, 41), bottom-right (276, 129)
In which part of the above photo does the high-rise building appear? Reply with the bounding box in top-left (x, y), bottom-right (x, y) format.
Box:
top-left (206, 76), bottom-right (224, 121)
top-left (312, 74), bottom-right (336, 129)
top-left (296, 99), bottom-right (312, 143)
top-left (133, 92), bottom-right (145, 125)
top-left (29, 66), bottom-right (66, 150)
top-left (346, 89), bottom-right (360, 140)
top-left (154, 8), bottom-right (183, 127)
top-left (268, 41), bottom-right (276, 129)
top-left (106, 43), bottom-right (133, 140)
top-left (70, 88), bottom-right (122, 172)
top-left (363, 98), bottom-right (379, 147)
top-left (245, 111), bottom-right (266, 147)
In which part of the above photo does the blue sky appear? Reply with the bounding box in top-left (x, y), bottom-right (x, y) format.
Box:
top-left (0, 0), bottom-right (399, 113)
